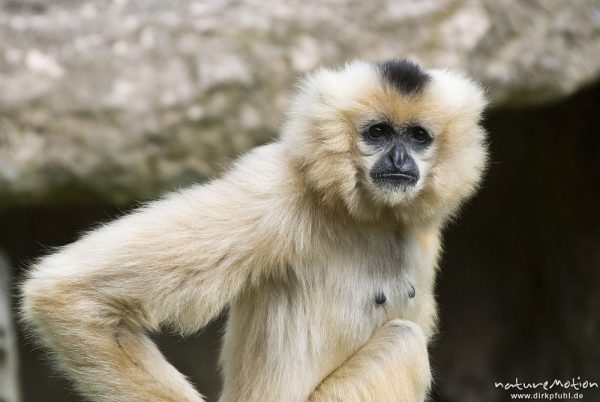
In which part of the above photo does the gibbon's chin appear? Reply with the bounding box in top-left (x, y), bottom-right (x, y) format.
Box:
top-left (369, 180), bottom-right (424, 207)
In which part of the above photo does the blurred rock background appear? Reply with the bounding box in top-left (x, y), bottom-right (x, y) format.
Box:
top-left (0, 0), bottom-right (599, 401)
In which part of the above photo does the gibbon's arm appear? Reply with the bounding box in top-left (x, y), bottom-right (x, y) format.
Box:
top-left (309, 320), bottom-right (432, 402)
top-left (21, 150), bottom-right (292, 402)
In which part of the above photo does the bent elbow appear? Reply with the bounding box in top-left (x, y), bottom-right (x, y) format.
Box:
top-left (20, 255), bottom-right (90, 337)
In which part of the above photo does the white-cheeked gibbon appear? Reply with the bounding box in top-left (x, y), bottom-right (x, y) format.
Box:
top-left (21, 59), bottom-right (488, 402)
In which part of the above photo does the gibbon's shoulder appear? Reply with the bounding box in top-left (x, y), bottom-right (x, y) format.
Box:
top-left (219, 142), bottom-right (296, 198)
top-left (154, 142), bottom-right (300, 216)
top-left (227, 142), bottom-right (290, 187)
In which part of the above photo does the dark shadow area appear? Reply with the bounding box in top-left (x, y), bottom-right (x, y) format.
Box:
top-left (1, 80), bottom-right (599, 401)
top-left (431, 81), bottom-right (600, 401)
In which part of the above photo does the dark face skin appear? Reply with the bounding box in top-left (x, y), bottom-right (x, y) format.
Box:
top-left (362, 122), bottom-right (433, 189)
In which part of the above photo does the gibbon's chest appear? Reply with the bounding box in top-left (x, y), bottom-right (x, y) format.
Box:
top-left (221, 229), bottom-right (436, 401)
top-left (296, 232), bottom-right (422, 341)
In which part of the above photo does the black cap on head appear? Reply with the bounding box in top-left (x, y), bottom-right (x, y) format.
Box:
top-left (377, 59), bottom-right (430, 95)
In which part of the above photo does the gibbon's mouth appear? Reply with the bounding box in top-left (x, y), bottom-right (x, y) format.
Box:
top-left (372, 173), bottom-right (419, 187)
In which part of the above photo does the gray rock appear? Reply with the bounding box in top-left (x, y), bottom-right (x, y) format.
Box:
top-left (0, 252), bottom-right (20, 402)
top-left (0, 0), bottom-right (598, 205)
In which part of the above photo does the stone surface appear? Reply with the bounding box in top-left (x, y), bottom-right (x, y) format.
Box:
top-left (0, 253), bottom-right (20, 402)
top-left (0, 0), bottom-right (599, 205)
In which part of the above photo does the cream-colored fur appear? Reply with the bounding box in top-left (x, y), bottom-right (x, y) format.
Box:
top-left (20, 60), bottom-right (487, 402)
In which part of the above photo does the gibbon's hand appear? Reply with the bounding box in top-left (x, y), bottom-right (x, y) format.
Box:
top-left (309, 319), bottom-right (431, 402)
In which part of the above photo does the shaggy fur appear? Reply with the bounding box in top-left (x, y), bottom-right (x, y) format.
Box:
top-left (20, 59), bottom-right (487, 402)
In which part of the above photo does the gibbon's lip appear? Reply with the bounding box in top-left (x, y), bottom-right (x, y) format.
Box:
top-left (373, 173), bottom-right (418, 184)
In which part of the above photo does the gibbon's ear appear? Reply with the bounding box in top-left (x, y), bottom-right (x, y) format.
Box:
top-left (426, 69), bottom-right (489, 125)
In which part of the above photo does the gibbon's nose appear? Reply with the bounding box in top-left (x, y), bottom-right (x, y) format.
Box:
top-left (387, 142), bottom-right (419, 180)
top-left (389, 143), bottom-right (408, 170)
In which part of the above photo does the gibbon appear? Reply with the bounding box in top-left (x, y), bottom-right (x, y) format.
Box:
top-left (21, 59), bottom-right (488, 402)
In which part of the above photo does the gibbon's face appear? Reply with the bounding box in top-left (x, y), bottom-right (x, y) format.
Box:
top-left (283, 59), bottom-right (488, 222)
top-left (357, 106), bottom-right (435, 205)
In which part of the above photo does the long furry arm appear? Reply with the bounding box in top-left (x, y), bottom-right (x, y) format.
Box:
top-left (308, 320), bottom-right (432, 402)
top-left (20, 155), bottom-right (290, 402)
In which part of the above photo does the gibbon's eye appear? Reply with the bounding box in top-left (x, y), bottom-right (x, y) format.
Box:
top-left (367, 123), bottom-right (392, 140)
top-left (410, 126), bottom-right (432, 144)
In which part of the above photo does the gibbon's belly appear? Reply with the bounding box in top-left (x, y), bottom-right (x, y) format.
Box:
top-left (220, 234), bottom-right (424, 402)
